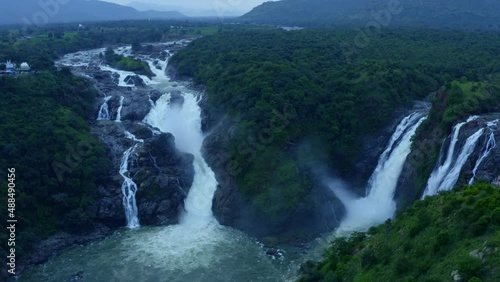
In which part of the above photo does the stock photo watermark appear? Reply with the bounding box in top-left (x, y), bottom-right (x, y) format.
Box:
top-left (212, 0), bottom-right (244, 21)
top-left (21, 0), bottom-right (91, 27)
top-left (6, 168), bottom-right (17, 275)
top-left (340, 0), bottom-right (403, 63)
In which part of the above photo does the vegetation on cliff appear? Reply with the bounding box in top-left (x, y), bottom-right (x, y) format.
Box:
top-left (0, 69), bottom-right (110, 258)
top-left (240, 0), bottom-right (500, 30)
top-left (408, 77), bottom-right (500, 198)
top-left (170, 27), bottom-right (500, 227)
top-left (298, 183), bottom-right (500, 282)
top-left (104, 47), bottom-right (154, 77)
top-left (0, 20), bottom-right (219, 265)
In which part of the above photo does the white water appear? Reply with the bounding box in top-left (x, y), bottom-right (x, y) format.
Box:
top-left (332, 112), bottom-right (426, 233)
top-left (422, 116), bottom-right (484, 197)
top-left (97, 96), bottom-right (112, 120)
top-left (120, 131), bottom-right (144, 228)
top-left (28, 46), bottom-right (301, 282)
top-left (58, 48), bottom-right (106, 67)
top-left (147, 59), bottom-right (169, 79)
top-left (468, 119), bottom-right (498, 184)
top-left (366, 112), bottom-right (422, 195)
top-left (144, 91), bottom-right (217, 227)
top-left (115, 96), bottom-right (124, 122)
top-left (99, 65), bottom-right (156, 87)
top-left (469, 131), bottom-right (496, 185)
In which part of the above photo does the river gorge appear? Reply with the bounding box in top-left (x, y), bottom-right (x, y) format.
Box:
top-left (13, 40), bottom-right (500, 282)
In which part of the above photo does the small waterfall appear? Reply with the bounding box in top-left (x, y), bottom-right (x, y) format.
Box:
top-left (97, 96), bottom-right (111, 120)
top-left (120, 131), bottom-right (144, 228)
top-left (333, 112), bottom-right (426, 232)
top-left (469, 120), bottom-right (498, 184)
top-left (115, 96), bottom-right (124, 122)
top-left (148, 59), bottom-right (169, 80)
top-left (422, 116), bottom-right (485, 198)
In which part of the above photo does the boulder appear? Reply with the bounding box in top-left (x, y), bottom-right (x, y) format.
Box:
top-left (130, 133), bottom-right (195, 225)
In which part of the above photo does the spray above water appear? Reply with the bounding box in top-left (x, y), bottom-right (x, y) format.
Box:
top-left (330, 112), bottom-right (426, 233)
top-left (144, 91), bottom-right (218, 228)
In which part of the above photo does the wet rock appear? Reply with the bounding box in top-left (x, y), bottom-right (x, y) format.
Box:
top-left (131, 133), bottom-right (195, 225)
top-left (128, 123), bottom-right (154, 140)
top-left (124, 75), bottom-right (145, 86)
top-left (149, 90), bottom-right (163, 103)
top-left (121, 91), bottom-right (152, 122)
top-left (170, 90), bottom-right (184, 106)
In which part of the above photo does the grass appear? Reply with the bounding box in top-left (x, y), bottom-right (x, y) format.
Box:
top-left (298, 183), bottom-right (500, 282)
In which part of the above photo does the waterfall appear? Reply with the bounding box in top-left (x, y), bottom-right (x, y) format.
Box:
top-left (97, 96), bottom-right (111, 120)
top-left (148, 59), bottom-right (169, 79)
top-left (422, 116), bottom-right (486, 198)
top-left (144, 92), bottom-right (218, 227)
top-left (333, 112), bottom-right (426, 233)
top-left (469, 120), bottom-right (498, 184)
top-left (120, 131), bottom-right (144, 228)
top-left (366, 112), bottom-right (422, 195)
top-left (115, 96), bottom-right (124, 122)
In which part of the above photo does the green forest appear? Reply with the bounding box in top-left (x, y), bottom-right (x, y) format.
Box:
top-left (0, 69), bottom-right (109, 257)
top-left (104, 47), bottom-right (154, 77)
top-left (170, 27), bottom-right (500, 226)
top-left (0, 20), bottom-right (217, 261)
top-left (0, 20), bottom-right (499, 279)
top-left (298, 183), bottom-right (500, 282)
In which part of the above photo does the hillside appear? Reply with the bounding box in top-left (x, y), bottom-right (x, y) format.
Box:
top-left (240, 0), bottom-right (500, 29)
top-left (0, 0), bottom-right (186, 26)
top-left (169, 27), bottom-right (500, 238)
top-left (298, 183), bottom-right (500, 281)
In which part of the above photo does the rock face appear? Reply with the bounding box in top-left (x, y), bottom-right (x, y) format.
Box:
top-left (124, 75), bottom-right (145, 86)
top-left (350, 102), bottom-right (429, 192)
top-left (131, 133), bottom-right (195, 225)
top-left (396, 113), bottom-right (500, 207)
top-left (17, 45), bottom-right (199, 276)
top-left (201, 99), bottom-right (341, 240)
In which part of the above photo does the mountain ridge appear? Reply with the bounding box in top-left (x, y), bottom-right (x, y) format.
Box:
top-left (239, 0), bottom-right (500, 29)
top-left (0, 0), bottom-right (187, 26)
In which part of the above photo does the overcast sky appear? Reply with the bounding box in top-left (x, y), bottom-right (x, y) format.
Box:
top-left (102, 0), bottom-right (272, 12)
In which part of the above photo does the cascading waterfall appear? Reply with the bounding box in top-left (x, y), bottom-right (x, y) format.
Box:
top-left (32, 45), bottom-right (301, 282)
top-left (422, 116), bottom-right (486, 198)
top-left (97, 96), bottom-right (111, 120)
top-left (333, 112), bottom-right (426, 233)
top-left (120, 131), bottom-right (144, 228)
top-left (115, 96), bottom-right (124, 122)
top-left (469, 128), bottom-right (497, 185)
top-left (365, 112), bottom-right (423, 195)
top-left (144, 92), bottom-right (218, 227)
top-left (147, 59), bottom-right (168, 79)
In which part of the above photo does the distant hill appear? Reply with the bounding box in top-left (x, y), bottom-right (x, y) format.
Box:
top-left (128, 1), bottom-right (244, 17)
top-left (239, 0), bottom-right (500, 29)
top-left (0, 0), bottom-right (187, 26)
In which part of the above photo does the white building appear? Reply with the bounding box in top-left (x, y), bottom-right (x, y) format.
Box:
top-left (6, 60), bottom-right (15, 70)
top-left (20, 62), bottom-right (31, 71)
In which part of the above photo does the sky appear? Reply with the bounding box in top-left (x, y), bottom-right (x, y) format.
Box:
top-left (102, 0), bottom-right (272, 13)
